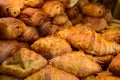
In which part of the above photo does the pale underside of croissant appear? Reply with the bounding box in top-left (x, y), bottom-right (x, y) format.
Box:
top-left (0, 48), bottom-right (47, 78)
top-left (31, 35), bottom-right (72, 60)
top-left (25, 65), bottom-right (80, 80)
top-left (0, 17), bottom-right (25, 39)
top-left (49, 51), bottom-right (102, 78)
top-left (57, 24), bottom-right (120, 56)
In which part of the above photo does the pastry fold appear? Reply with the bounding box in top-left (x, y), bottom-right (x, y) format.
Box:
top-left (0, 48), bottom-right (47, 78)
top-left (49, 51), bottom-right (102, 78)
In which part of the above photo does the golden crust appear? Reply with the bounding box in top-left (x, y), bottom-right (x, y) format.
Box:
top-left (101, 28), bottom-right (120, 44)
top-left (83, 17), bottom-right (108, 31)
top-left (0, 48), bottom-right (47, 78)
top-left (24, 0), bottom-right (44, 7)
top-left (82, 3), bottom-right (106, 17)
top-left (109, 53), bottom-right (120, 76)
top-left (42, 1), bottom-right (64, 17)
top-left (19, 8), bottom-right (48, 26)
top-left (49, 51), bottom-right (102, 78)
top-left (25, 65), bottom-right (80, 80)
top-left (0, 17), bottom-right (25, 39)
top-left (96, 75), bottom-right (120, 80)
top-left (17, 26), bottom-right (39, 42)
top-left (31, 35), bottom-right (72, 59)
top-left (0, 0), bottom-right (24, 17)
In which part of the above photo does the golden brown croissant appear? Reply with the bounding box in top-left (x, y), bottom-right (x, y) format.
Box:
top-left (0, 48), bottom-right (47, 78)
top-left (42, 1), bottom-right (64, 17)
top-left (24, 0), bottom-right (44, 7)
top-left (86, 54), bottom-right (114, 68)
top-left (109, 53), bottom-right (120, 76)
top-left (101, 28), bottom-right (120, 44)
top-left (36, 20), bottom-right (59, 36)
top-left (57, 24), bottom-right (120, 56)
top-left (49, 51), bottom-right (102, 78)
top-left (19, 8), bottom-right (48, 26)
top-left (0, 0), bottom-right (24, 17)
top-left (17, 26), bottom-right (39, 42)
top-left (96, 75), bottom-right (120, 80)
top-left (0, 40), bottom-right (20, 63)
top-left (31, 35), bottom-right (72, 60)
top-left (82, 16), bottom-right (108, 31)
top-left (53, 13), bottom-right (69, 25)
top-left (82, 3), bottom-right (106, 17)
top-left (25, 65), bottom-right (80, 80)
top-left (0, 17), bottom-right (25, 39)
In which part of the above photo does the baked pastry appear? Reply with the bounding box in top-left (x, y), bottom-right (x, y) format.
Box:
top-left (31, 35), bottom-right (72, 60)
top-left (49, 51), bottom-right (102, 78)
top-left (0, 48), bottom-right (47, 78)
top-left (19, 8), bottom-right (48, 26)
top-left (0, 40), bottom-right (20, 63)
top-left (0, 0), bottom-right (24, 17)
top-left (25, 65), bottom-right (80, 80)
top-left (0, 17), bottom-right (25, 39)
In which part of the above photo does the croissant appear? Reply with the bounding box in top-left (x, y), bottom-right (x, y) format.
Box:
top-left (53, 13), bottom-right (69, 25)
top-left (0, 40), bottom-right (20, 63)
top-left (82, 16), bottom-right (108, 31)
top-left (17, 26), bottom-right (39, 42)
top-left (36, 20), bottom-right (59, 36)
top-left (49, 51), bottom-right (102, 78)
top-left (82, 3), bottom-right (106, 17)
top-left (19, 8), bottom-right (48, 26)
top-left (58, 24), bottom-right (120, 56)
top-left (0, 17), bottom-right (25, 39)
top-left (96, 75), bottom-right (120, 80)
top-left (25, 65), bottom-right (80, 80)
top-left (31, 35), bottom-right (72, 60)
top-left (86, 54), bottom-right (114, 68)
top-left (0, 48), bottom-right (47, 78)
top-left (0, 0), bottom-right (24, 17)
top-left (109, 53), bottom-right (120, 76)
top-left (42, 1), bottom-right (64, 17)
top-left (24, 0), bottom-right (44, 7)
top-left (101, 27), bottom-right (120, 44)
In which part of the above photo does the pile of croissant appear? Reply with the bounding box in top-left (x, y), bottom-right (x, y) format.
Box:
top-left (0, 0), bottom-right (120, 80)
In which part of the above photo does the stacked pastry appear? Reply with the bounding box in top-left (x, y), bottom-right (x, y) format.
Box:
top-left (0, 0), bottom-right (120, 80)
